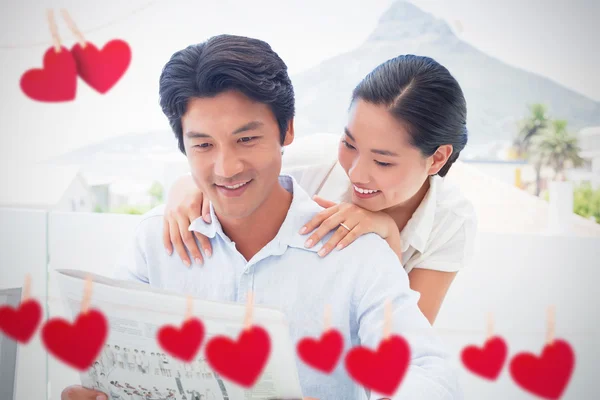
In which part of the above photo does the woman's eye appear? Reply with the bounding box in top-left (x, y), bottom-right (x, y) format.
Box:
top-left (342, 140), bottom-right (355, 150)
top-left (375, 161), bottom-right (392, 167)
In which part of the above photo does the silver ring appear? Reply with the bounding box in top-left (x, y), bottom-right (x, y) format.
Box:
top-left (340, 222), bottom-right (351, 231)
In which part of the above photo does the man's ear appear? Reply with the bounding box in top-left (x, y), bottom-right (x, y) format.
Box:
top-left (427, 144), bottom-right (453, 175)
top-left (283, 119), bottom-right (295, 146)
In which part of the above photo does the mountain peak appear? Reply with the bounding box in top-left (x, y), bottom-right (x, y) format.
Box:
top-left (367, 0), bottom-right (454, 42)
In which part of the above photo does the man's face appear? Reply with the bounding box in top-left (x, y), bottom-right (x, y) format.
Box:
top-left (182, 91), bottom-right (293, 220)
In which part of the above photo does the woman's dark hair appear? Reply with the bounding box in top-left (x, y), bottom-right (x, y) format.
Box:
top-left (351, 54), bottom-right (468, 177)
top-left (159, 34), bottom-right (295, 154)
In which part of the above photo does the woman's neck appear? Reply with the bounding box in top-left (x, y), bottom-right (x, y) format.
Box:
top-left (384, 177), bottom-right (431, 233)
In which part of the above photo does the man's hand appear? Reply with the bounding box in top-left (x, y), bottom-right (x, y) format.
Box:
top-left (61, 385), bottom-right (107, 400)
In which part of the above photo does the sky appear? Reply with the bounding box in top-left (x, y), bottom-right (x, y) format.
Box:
top-left (0, 0), bottom-right (598, 168)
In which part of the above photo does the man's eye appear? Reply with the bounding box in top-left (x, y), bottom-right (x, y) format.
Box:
top-left (194, 143), bottom-right (211, 148)
top-left (239, 136), bottom-right (256, 143)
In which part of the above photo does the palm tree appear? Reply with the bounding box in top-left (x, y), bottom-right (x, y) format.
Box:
top-left (532, 120), bottom-right (584, 181)
top-left (513, 103), bottom-right (550, 195)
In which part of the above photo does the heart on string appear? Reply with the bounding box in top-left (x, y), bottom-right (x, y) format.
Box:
top-left (461, 336), bottom-right (508, 380)
top-left (71, 39), bottom-right (131, 94)
top-left (0, 299), bottom-right (43, 343)
top-left (20, 46), bottom-right (77, 102)
top-left (41, 309), bottom-right (108, 371)
top-left (344, 335), bottom-right (410, 396)
top-left (205, 326), bottom-right (271, 387)
top-left (509, 339), bottom-right (575, 399)
top-left (157, 318), bottom-right (205, 362)
top-left (297, 329), bottom-right (343, 373)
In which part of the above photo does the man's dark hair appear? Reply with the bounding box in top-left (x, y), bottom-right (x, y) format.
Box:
top-left (159, 34), bottom-right (295, 154)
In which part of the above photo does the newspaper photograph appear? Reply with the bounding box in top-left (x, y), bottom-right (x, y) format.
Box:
top-left (53, 269), bottom-right (303, 400)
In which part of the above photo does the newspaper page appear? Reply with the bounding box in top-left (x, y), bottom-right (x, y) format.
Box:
top-left (54, 269), bottom-right (303, 400)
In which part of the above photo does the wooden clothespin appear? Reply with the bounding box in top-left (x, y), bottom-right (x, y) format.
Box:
top-left (244, 291), bottom-right (254, 330)
top-left (60, 9), bottom-right (87, 48)
top-left (185, 296), bottom-right (193, 321)
top-left (80, 275), bottom-right (93, 314)
top-left (383, 299), bottom-right (392, 340)
top-left (546, 305), bottom-right (555, 345)
top-left (22, 274), bottom-right (31, 302)
top-left (487, 312), bottom-right (494, 340)
top-left (46, 9), bottom-right (62, 52)
top-left (324, 304), bottom-right (332, 331)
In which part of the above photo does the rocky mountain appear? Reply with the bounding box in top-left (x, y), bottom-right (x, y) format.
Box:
top-left (291, 0), bottom-right (600, 153)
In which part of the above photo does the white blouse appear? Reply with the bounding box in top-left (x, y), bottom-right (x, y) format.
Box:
top-left (282, 133), bottom-right (478, 274)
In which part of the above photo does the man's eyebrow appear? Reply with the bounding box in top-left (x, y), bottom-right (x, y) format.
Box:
top-left (185, 131), bottom-right (210, 138)
top-left (344, 127), bottom-right (399, 157)
top-left (184, 121), bottom-right (264, 138)
top-left (232, 121), bottom-right (264, 134)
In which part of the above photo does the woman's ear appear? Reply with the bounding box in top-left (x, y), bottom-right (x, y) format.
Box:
top-left (427, 144), bottom-right (453, 175)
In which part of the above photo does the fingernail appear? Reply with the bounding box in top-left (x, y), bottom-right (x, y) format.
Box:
top-left (166, 249), bottom-right (172, 256)
top-left (204, 214), bottom-right (212, 223)
top-left (184, 260), bottom-right (191, 267)
top-left (304, 239), bottom-right (313, 248)
top-left (318, 248), bottom-right (327, 257)
top-left (97, 396), bottom-right (107, 400)
top-left (195, 258), bottom-right (202, 265)
top-left (336, 243), bottom-right (344, 250)
top-left (205, 248), bottom-right (212, 258)
top-left (299, 226), bottom-right (307, 234)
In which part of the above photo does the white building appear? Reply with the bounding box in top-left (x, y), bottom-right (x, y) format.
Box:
top-left (0, 164), bottom-right (93, 212)
top-left (577, 126), bottom-right (600, 188)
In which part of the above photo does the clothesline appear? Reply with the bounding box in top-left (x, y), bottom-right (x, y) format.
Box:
top-left (43, 295), bottom-right (597, 337)
top-left (0, 0), bottom-right (159, 50)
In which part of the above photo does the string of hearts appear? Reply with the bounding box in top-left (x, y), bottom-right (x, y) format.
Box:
top-left (0, 276), bottom-right (576, 399)
top-left (20, 9), bottom-right (132, 102)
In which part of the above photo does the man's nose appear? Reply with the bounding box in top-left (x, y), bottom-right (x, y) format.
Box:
top-left (214, 149), bottom-right (244, 178)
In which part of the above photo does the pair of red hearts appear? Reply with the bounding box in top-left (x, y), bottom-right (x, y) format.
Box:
top-left (158, 318), bottom-right (271, 388)
top-left (297, 329), bottom-right (410, 396)
top-left (462, 336), bottom-right (575, 399)
top-left (0, 299), bottom-right (108, 371)
top-left (20, 39), bottom-right (131, 102)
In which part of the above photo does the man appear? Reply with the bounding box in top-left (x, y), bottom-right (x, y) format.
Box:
top-left (61, 34), bottom-right (460, 399)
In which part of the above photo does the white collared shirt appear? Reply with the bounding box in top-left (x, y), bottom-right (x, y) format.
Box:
top-left (114, 175), bottom-right (461, 399)
top-left (283, 133), bottom-right (478, 273)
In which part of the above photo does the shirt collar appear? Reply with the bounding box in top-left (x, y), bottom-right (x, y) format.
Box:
top-left (188, 175), bottom-right (322, 253)
top-left (400, 175), bottom-right (439, 254)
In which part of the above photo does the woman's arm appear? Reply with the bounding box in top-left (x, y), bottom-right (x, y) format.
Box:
top-left (408, 269), bottom-right (457, 325)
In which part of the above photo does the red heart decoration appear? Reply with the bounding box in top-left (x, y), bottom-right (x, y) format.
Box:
top-left (41, 309), bottom-right (108, 371)
top-left (297, 329), bottom-right (343, 373)
top-left (205, 326), bottom-right (271, 387)
top-left (461, 336), bottom-right (508, 380)
top-left (157, 318), bottom-right (205, 362)
top-left (71, 40), bottom-right (131, 94)
top-left (20, 46), bottom-right (77, 102)
top-left (0, 299), bottom-right (43, 343)
top-left (344, 335), bottom-right (410, 396)
top-left (509, 339), bottom-right (575, 399)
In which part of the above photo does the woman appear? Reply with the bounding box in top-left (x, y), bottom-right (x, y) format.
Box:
top-left (162, 54), bottom-right (477, 324)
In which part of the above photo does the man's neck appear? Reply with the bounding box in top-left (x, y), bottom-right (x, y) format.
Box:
top-left (218, 182), bottom-right (293, 261)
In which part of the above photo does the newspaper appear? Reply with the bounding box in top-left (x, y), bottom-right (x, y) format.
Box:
top-left (54, 269), bottom-right (303, 400)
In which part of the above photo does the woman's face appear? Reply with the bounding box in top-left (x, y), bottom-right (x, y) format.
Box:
top-left (338, 99), bottom-right (432, 212)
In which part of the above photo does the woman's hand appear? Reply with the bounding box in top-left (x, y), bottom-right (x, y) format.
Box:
top-left (162, 174), bottom-right (212, 266)
top-left (300, 195), bottom-right (399, 257)
top-left (61, 385), bottom-right (107, 399)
